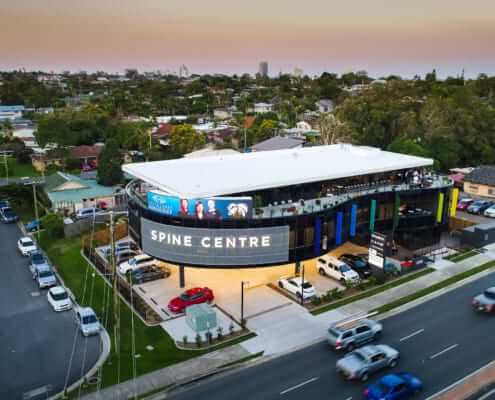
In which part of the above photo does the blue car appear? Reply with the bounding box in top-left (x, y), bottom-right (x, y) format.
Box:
top-left (26, 220), bottom-right (42, 232)
top-left (363, 373), bottom-right (423, 400)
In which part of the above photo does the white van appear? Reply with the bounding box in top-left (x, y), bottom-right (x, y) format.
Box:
top-left (317, 255), bottom-right (360, 284)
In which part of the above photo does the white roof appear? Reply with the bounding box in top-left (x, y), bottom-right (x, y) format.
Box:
top-left (122, 144), bottom-right (433, 198)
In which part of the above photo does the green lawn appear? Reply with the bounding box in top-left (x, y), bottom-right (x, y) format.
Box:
top-left (0, 157), bottom-right (39, 178)
top-left (445, 249), bottom-right (479, 263)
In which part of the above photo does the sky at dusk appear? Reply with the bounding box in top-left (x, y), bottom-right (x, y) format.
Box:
top-left (2, 0), bottom-right (495, 78)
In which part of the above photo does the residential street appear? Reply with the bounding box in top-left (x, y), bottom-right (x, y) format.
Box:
top-left (0, 222), bottom-right (101, 399)
top-left (169, 270), bottom-right (495, 400)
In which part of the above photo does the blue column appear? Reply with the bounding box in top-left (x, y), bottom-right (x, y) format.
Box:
top-left (314, 218), bottom-right (322, 255)
top-left (335, 211), bottom-right (343, 246)
top-left (350, 204), bottom-right (358, 237)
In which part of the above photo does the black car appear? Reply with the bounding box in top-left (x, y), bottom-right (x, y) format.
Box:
top-left (0, 207), bottom-right (18, 223)
top-left (339, 253), bottom-right (372, 278)
top-left (130, 265), bottom-right (170, 284)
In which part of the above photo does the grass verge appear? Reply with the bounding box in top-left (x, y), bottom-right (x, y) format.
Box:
top-left (40, 235), bottom-right (253, 393)
top-left (0, 157), bottom-right (39, 178)
top-left (311, 268), bottom-right (435, 315)
top-left (372, 260), bottom-right (495, 315)
top-left (445, 249), bottom-right (479, 263)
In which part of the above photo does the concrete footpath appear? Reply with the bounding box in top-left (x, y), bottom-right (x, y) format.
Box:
top-left (82, 250), bottom-right (495, 400)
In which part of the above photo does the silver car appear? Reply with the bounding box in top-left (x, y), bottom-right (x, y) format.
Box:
top-left (472, 287), bottom-right (495, 313)
top-left (336, 344), bottom-right (399, 381)
top-left (328, 318), bottom-right (383, 351)
top-left (76, 307), bottom-right (101, 337)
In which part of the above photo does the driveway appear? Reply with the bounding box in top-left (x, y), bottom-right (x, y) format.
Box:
top-left (0, 223), bottom-right (101, 399)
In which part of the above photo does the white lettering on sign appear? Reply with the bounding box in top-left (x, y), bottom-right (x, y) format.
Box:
top-left (261, 236), bottom-right (270, 247)
top-left (214, 237), bottom-right (223, 248)
top-left (201, 237), bottom-right (211, 248)
top-left (226, 237), bottom-right (236, 248)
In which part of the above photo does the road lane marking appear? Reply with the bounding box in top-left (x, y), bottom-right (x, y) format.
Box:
top-left (430, 344), bottom-right (458, 359)
top-left (280, 377), bottom-right (319, 395)
top-left (399, 328), bottom-right (425, 342)
top-left (344, 397), bottom-right (353, 400)
top-left (479, 387), bottom-right (495, 400)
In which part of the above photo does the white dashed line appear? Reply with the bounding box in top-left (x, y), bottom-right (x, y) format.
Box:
top-left (430, 344), bottom-right (458, 359)
top-left (399, 328), bottom-right (425, 342)
top-left (280, 377), bottom-right (319, 395)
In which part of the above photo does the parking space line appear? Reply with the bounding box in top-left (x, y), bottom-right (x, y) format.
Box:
top-left (430, 344), bottom-right (458, 359)
top-left (280, 377), bottom-right (319, 395)
top-left (399, 328), bottom-right (424, 342)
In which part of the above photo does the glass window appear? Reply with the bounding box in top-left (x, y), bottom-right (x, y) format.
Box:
top-left (356, 325), bottom-right (370, 334)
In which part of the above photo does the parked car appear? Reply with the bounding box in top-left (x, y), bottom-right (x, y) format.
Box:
top-left (484, 204), bottom-right (495, 218)
top-left (32, 264), bottom-right (57, 289)
top-left (471, 287), bottom-right (495, 313)
top-left (0, 206), bottom-right (18, 223)
top-left (47, 286), bottom-right (72, 312)
top-left (26, 219), bottom-right (42, 232)
top-left (400, 255), bottom-right (433, 270)
top-left (327, 318), bottom-right (383, 351)
top-left (339, 253), bottom-right (372, 278)
top-left (75, 307), bottom-right (100, 337)
top-left (457, 198), bottom-right (474, 211)
top-left (118, 254), bottom-right (164, 275)
top-left (467, 200), bottom-right (493, 214)
top-left (116, 249), bottom-right (140, 265)
top-left (317, 255), bottom-right (360, 284)
top-left (168, 287), bottom-right (215, 313)
top-left (17, 236), bottom-right (37, 256)
top-left (336, 344), bottom-right (399, 381)
top-left (29, 251), bottom-right (50, 275)
top-left (130, 265), bottom-right (170, 284)
top-left (0, 199), bottom-right (10, 209)
top-left (75, 207), bottom-right (105, 220)
top-left (363, 373), bottom-right (423, 400)
top-left (277, 276), bottom-right (317, 300)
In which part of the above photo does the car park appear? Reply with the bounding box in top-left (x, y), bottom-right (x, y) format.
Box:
top-left (130, 265), bottom-right (170, 284)
top-left (47, 286), bottom-right (72, 311)
top-left (457, 197), bottom-right (474, 211)
top-left (317, 255), bottom-right (360, 284)
top-left (17, 236), bottom-right (37, 256)
top-left (168, 287), bottom-right (215, 313)
top-left (277, 276), bottom-right (317, 300)
top-left (363, 372), bottom-right (423, 399)
top-left (338, 253), bottom-right (372, 278)
top-left (116, 249), bottom-right (140, 265)
top-left (336, 344), bottom-right (400, 381)
top-left (75, 207), bottom-right (105, 220)
top-left (471, 287), bottom-right (495, 313)
top-left (0, 199), bottom-right (10, 209)
top-left (484, 204), bottom-right (495, 218)
top-left (33, 264), bottom-right (57, 289)
top-left (327, 318), bottom-right (383, 351)
top-left (118, 254), bottom-right (164, 275)
top-left (0, 206), bottom-right (18, 223)
top-left (29, 251), bottom-right (50, 275)
top-left (75, 307), bottom-right (100, 337)
top-left (467, 200), bottom-right (493, 214)
top-left (26, 219), bottom-right (42, 232)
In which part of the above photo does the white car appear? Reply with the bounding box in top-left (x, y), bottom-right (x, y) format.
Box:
top-left (484, 204), bottom-right (495, 218)
top-left (75, 207), bottom-right (105, 220)
top-left (75, 307), bottom-right (101, 337)
top-left (47, 286), bottom-right (72, 312)
top-left (118, 254), bottom-right (162, 275)
top-left (317, 255), bottom-right (360, 284)
top-left (17, 236), bottom-right (37, 256)
top-left (277, 276), bottom-right (317, 299)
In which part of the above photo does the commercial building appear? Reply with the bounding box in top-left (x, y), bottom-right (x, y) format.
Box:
top-left (123, 144), bottom-right (453, 286)
top-left (258, 61), bottom-right (268, 77)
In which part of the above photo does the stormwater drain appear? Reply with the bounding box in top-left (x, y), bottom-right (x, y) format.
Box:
top-left (146, 345), bottom-right (154, 351)
top-left (31, 292), bottom-right (40, 297)
top-left (87, 376), bottom-right (100, 385)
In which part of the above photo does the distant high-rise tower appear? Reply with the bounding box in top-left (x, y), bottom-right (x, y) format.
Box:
top-left (258, 61), bottom-right (268, 77)
top-left (179, 64), bottom-right (189, 78)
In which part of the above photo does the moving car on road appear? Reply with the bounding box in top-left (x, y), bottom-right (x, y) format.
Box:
top-left (338, 253), bottom-right (372, 278)
top-left (277, 276), bottom-right (317, 300)
top-left (472, 287), bottom-right (495, 313)
top-left (17, 236), bottom-right (37, 256)
top-left (456, 197), bottom-right (473, 211)
top-left (75, 307), bottom-right (100, 337)
top-left (168, 287), bottom-right (215, 313)
top-left (47, 286), bottom-right (72, 312)
top-left (336, 344), bottom-right (399, 381)
top-left (328, 318), bottom-right (383, 351)
top-left (0, 206), bottom-right (18, 223)
top-left (467, 200), bottom-right (493, 215)
top-left (32, 264), bottom-right (57, 289)
top-left (317, 255), bottom-right (360, 284)
top-left (130, 265), bottom-right (170, 284)
top-left (363, 373), bottom-right (423, 399)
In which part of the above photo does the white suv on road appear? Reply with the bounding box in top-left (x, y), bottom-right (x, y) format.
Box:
top-left (317, 255), bottom-right (360, 284)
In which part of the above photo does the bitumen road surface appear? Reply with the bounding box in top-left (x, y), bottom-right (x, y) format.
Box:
top-left (170, 271), bottom-right (495, 400)
top-left (0, 222), bottom-right (101, 399)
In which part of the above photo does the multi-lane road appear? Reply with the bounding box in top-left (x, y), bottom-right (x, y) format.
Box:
top-left (0, 222), bottom-right (101, 399)
top-left (170, 271), bottom-right (495, 400)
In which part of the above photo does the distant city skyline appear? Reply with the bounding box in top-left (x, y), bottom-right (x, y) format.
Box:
top-left (2, 0), bottom-right (494, 78)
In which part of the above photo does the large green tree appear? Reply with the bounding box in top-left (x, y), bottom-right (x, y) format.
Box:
top-left (97, 140), bottom-right (122, 186)
top-left (169, 125), bottom-right (206, 156)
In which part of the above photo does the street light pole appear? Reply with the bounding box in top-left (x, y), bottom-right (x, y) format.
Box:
top-left (300, 264), bottom-right (305, 306)
top-left (240, 280), bottom-right (249, 328)
top-left (32, 182), bottom-right (40, 241)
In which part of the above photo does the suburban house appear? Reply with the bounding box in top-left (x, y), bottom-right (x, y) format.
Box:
top-left (316, 99), bottom-right (335, 113)
top-left (213, 108), bottom-right (232, 120)
top-left (69, 144), bottom-right (102, 166)
top-left (250, 136), bottom-right (304, 152)
top-left (152, 123), bottom-right (174, 147)
top-left (253, 103), bottom-right (274, 114)
top-left (43, 171), bottom-right (120, 213)
top-left (463, 166), bottom-right (495, 198)
top-left (0, 105), bottom-right (25, 121)
top-left (31, 144), bottom-right (102, 172)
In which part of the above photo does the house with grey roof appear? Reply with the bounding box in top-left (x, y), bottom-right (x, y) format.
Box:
top-left (250, 136), bottom-right (304, 152)
top-left (463, 166), bottom-right (495, 198)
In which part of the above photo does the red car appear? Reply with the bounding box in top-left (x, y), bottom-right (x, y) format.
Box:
top-left (168, 287), bottom-right (214, 313)
top-left (457, 198), bottom-right (473, 211)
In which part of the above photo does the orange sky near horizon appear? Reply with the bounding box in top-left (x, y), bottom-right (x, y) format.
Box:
top-left (1, 0), bottom-right (494, 77)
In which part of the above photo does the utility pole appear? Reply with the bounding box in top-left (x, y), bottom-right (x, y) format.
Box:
top-left (244, 127), bottom-right (247, 152)
top-left (32, 183), bottom-right (40, 240)
top-left (300, 264), bottom-right (305, 306)
top-left (2, 152), bottom-right (8, 184)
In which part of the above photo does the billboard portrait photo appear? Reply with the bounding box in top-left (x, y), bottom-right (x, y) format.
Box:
top-left (147, 190), bottom-right (253, 220)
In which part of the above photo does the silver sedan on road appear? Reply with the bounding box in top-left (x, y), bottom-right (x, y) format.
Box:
top-left (472, 287), bottom-right (495, 313)
top-left (336, 344), bottom-right (399, 382)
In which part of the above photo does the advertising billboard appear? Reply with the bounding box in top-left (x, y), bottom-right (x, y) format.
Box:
top-left (368, 231), bottom-right (391, 269)
top-left (141, 218), bottom-right (289, 266)
top-left (147, 191), bottom-right (252, 220)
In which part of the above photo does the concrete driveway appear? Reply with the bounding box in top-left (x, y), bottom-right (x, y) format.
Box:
top-left (0, 223), bottom-right (101, 399)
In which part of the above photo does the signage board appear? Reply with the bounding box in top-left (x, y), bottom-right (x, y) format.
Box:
top-left (369, 232), bottom-right (390, 269)
top-left (141, 218), bottom-right (289, 266)
top-left (147, 191), bottom-right (253, 220)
